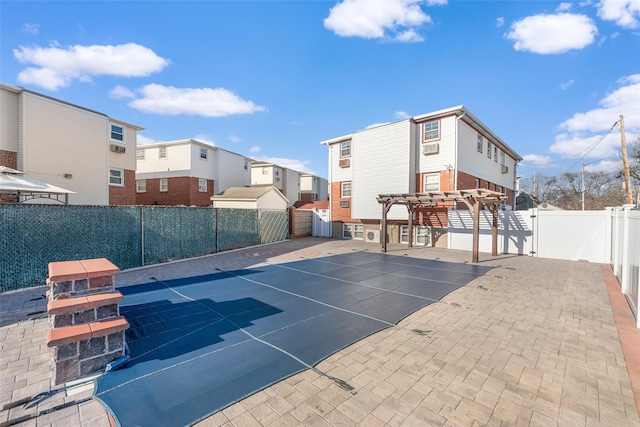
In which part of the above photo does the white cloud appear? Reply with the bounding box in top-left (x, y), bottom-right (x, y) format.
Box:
top-left (13, 42), bottom-right (169, 91)
top-left (426, 0), bottom-right (446, 5)
top-left (21, 23), bottom-right (39, 34)
top-left (193, 135), bottom-right (216, 146)
top-left (365, 122), bottom-right (390, 129)
top-left (228, 135), bottom-right (242, 143)
top-left (324, 0), bottom-right (432, 42)
top-left (136, 134), bottom-right (157, 146)
top-left (550, 74), bottom-right (640, 159)
top-left (254, 156), bottom-right (315, 175)
top-left (128, 84), bottom-right (266, 117)
top-left (556, 3), bottom-right (573, 12)
top-left (586, 159), bottom-right (622, 173)
top-left (560, 74), bottom-right (640, 133)
top-left (560, 79), bottom-right (575, 90)
top-left (109, 85), bottom-right (135, 99)
top-left (521, 154), bottom-right (554, 167)
top-left (496, 17), bottom-right (505, 28)
top-left (597, 0), bottom-right (640, 29)
top-left (550, 132), bottom-right (621, 159)
top-left (395, 111), bottom-right (410, 119)
top-left (505, 13), bottom-right (598, 54)
top-left (249, 146), bottom-right (261, 153)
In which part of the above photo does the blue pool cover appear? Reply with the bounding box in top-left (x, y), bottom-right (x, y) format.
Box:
top-left (94, 251), bottom-right (493, 426)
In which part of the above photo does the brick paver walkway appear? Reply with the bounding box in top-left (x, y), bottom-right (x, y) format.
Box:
top-left (1, 238), bottom-right (639, 426)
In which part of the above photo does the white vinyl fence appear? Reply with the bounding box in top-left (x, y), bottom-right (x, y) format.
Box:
top-left (448, 205), bottom-right (640, 327)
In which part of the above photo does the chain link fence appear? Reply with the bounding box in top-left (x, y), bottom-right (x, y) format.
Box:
top-left (1, 205), bottom-right (289, 292)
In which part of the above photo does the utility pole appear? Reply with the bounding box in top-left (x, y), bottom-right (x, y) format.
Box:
top-left (620, 115), bottom-right (633, 204)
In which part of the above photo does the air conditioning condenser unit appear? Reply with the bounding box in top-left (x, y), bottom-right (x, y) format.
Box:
top-left (365, 229), bottom-right (380, 243)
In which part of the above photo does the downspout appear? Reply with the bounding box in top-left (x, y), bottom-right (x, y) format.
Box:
top-left (454, 110), bottom-right (466, 193)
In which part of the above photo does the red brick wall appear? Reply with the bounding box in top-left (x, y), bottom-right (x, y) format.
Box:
top-left (136, 176), bottom-right (213, 206)
top-left (331, 181), bottom-right (352, 222)
top-left (109, 170), bottom-right (136, 205)
top-left (0, 150), bottom-right (18, 169)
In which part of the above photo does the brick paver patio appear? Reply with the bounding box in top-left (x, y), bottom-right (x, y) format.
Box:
top-left (1, 238), bottom-right (639, 426)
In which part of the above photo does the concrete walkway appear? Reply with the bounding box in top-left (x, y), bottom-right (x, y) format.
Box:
top-left (1, 238), bottom-right (639, 426)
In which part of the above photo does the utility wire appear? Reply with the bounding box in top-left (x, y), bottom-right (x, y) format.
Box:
top-left (560, 120), bottom-right (619, 174)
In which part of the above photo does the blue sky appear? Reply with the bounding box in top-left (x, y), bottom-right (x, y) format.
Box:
top-left (1, 1), bottom-right (639, 187)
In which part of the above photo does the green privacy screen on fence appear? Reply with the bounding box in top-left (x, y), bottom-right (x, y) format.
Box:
top-left (0, 205), bottom-right (288, 292)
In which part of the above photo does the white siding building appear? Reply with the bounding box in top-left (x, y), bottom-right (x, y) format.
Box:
top-left (0, 83), bottom-right (142, 205)
top-left (135, 139), bottom-right (252, 206)
top-left (321, 105), bottom-right (522, 245)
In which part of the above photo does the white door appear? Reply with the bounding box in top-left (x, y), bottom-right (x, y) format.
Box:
top-left (312, 209), bottom-right (331, 237)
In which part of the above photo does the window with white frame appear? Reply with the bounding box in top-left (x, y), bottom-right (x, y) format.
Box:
top-left (136, 180), bottom-right (146, 193)
top-left (341, 140), bottom-right (351, 157)
top-left (494, 146), bottom-right (498, 162)
top-left (198, 178), bottom-right (207, 192)
top-left (244, 160), bottom-right (249, 170)
top-left (500, 151), bottom-right (505, 166)
top-left (275, 168), bottom-right (280, 177)
top-left (200, 148), bottom-right (207, 159)
top-left (109, 168), bottom-right (124, 186)
top-left (343, 223), bottom-right (363, 239)
top-left (477, 134), bottom-right (483, 153)
top-left (423, 173), bottom-right (440, 192)
top-left (159, 178), bottom-right (168, 192)
top-left (159, 147), bottom-right (167, 159)
top-left (423, 120), bottom-right (439, 141)
top-left (487, 142), bottom-right (492, 159)
top-left (136, 149), bottom-right (145, 160)
top-left (110, 124), bottom-right (124, 142)
top-left (262, 166), bottom-right (269, 175)
top-left (341, 181), bottom-right (351, 198)
top-left (400, 226), bottom-right (429, 245)
top-left (475, 179), bottom-right (480, 188)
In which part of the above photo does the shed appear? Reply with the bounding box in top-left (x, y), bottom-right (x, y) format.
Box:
top-left (210, 186), bottom-right (289, 210)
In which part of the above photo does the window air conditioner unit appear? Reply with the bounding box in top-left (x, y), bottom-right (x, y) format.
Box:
top-left (275, 177), bottom-right (280, 181)
top-left (422, 143), bottom-right (439, 155)
top-left (339, 158), bottom-right (350, 168)
top-left (501, 165), bottom-right (509, 174)
top-left (365, 229), bottom-right (380, 243)
top-left (339, 200), bottom-right (349, 208)
top-left (110, 144), bottom-right (126, 154)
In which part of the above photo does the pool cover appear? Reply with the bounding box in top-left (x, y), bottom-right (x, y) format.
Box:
top-left (94, 251), bottom-right (493, 426)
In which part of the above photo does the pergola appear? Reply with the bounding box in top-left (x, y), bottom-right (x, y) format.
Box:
top-left (376, 189), bottom-right (507, 262)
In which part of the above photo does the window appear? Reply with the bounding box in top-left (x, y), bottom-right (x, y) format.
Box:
top-left (262, 166), bottom-right (269, 175)
top-left (110, 124), bottom-right (124, 142)
top-left (494, 147), bottom-right (498, 162)
top-left (400, 226), bottom-right (410, 244)
top-left (341, 181), bottom-right (351, 198)
top-left (423, 120), bottom-right (439, 141)
top-left (136, 180), bottom-right (146, 193)
top-left (159, 147), bottom-right (167, 159)
top-left (423, 173), bottom-right (440, 192)
top-left (475, 179), bottom-right (480, 188)
top-left (500, 151), bottom-right (505, 166)
top-left (341, 140), bottom-right (351, 157)
top-left (477, 134), bottom-right (483, 153)
top-left (109, 168), bottom-right (123, 186)
top-left (275, 168), bottom-right (280, 177)
top-left (487, 142), bottom-right (492, 159)
top-left (198, 178), bottom-right (207, 192)
top-left (136, 149), bottom-right (145, 160)
top-left (160, 178), bottom-right (168, 192)
top-left (343, 224), bottom-right (363, 239)
top-left (200, 148), bottom-right (207, 159)
top-left (244, 160), bottom-right (249, 170)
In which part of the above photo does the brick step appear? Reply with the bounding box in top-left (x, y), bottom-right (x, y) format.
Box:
top-left (46, 316), bottom-right (130, 348)
top-left (47, 291), bottom-right (124, 315)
